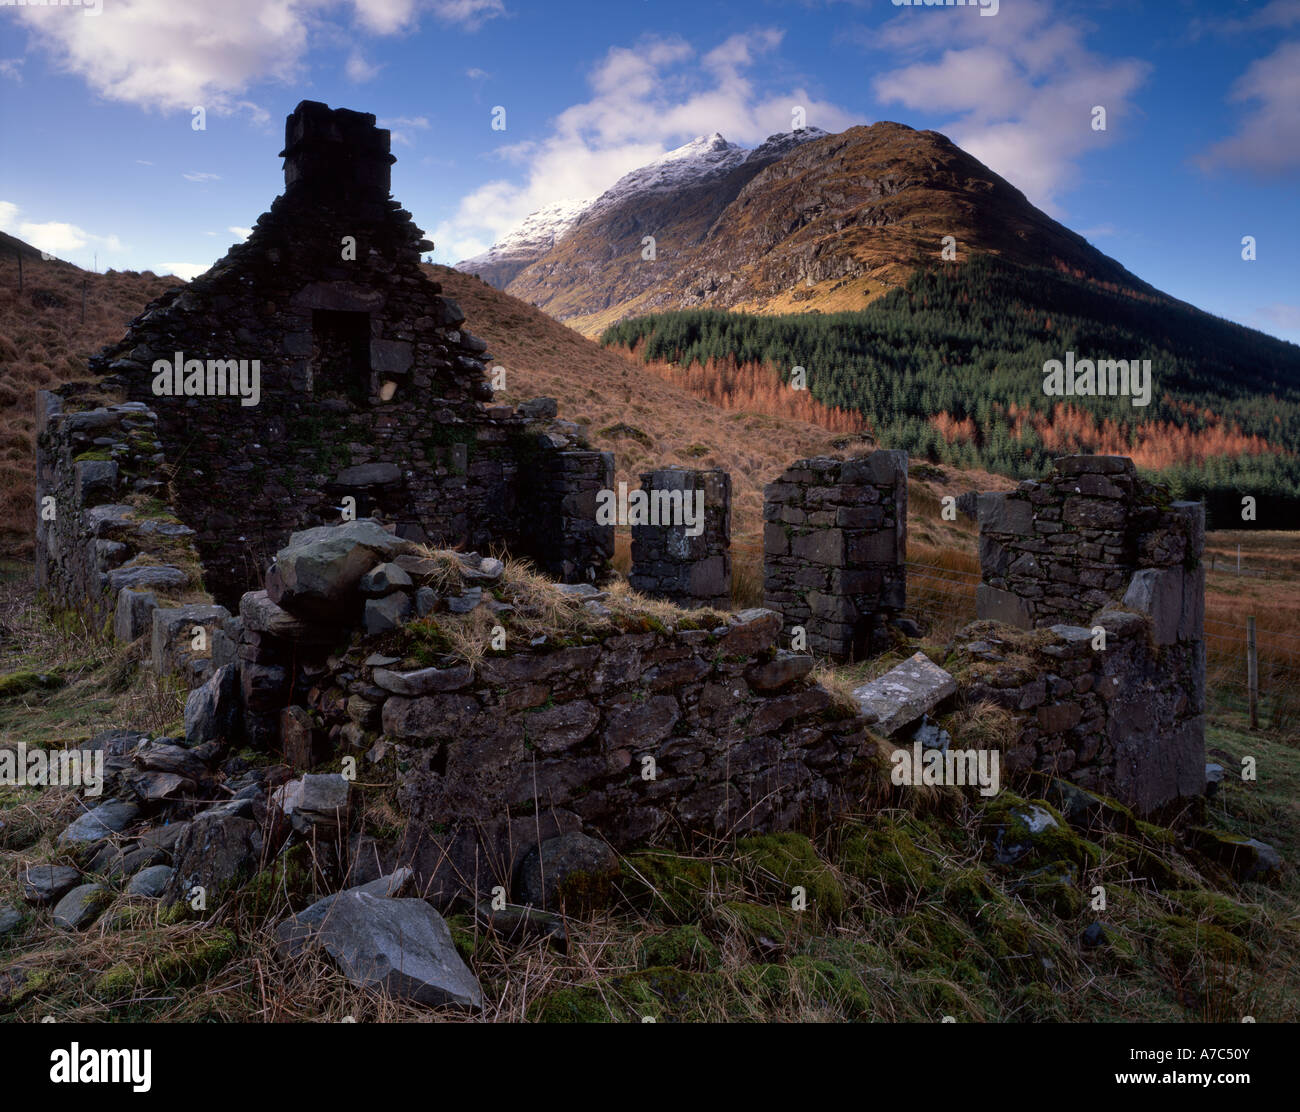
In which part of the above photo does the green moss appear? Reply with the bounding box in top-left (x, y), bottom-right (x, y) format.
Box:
top-left (526, 966), bottom-right (718, 1023)
top-left (0, 670), bottom-right (64, 698)
top-left (617, 851), bottom-right (734, 922)
top-left (94, 928), bottom-right (238, 1001)
top-left (838, 822), bottom-right (935, 900)
top-left (1153, 915), bottom-right (1251, 969)
top-left (735, 832), bottom-right (845, 921)
top-left (710, 900), bottom-right (800, 954)
top-left (638, 924), bottom-right (720, 972)
top-left (1101, 833), bottom-right (1185, 890)
top-left (1166, 890), bottom-right (1264, 940)
top-left (445, 913), bottom-right (480, 964)
top-left (1011, 861), bottom-right (1084, 919)
top-left (73, 449), bottom-right (113, 462)
top-left (237, 843), bottom-right (317, 917)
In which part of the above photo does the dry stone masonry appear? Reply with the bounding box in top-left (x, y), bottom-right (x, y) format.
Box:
top-left (763, 451), bottom-right (907, 660)
top-left (220, 520), bottom-right (872, 905)
top-left (965, 454), bottom-right (1206, 816)
top-left (56, 101), bottom-right (610, 608)
top-left (628, 467), bottom-right (731, 607)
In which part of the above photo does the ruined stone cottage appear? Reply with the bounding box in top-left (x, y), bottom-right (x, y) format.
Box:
top-left (43, 100), bottom-right (613, 612)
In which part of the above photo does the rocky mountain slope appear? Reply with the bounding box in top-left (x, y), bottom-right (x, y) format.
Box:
top-left (464, 122), bottom-right (1156, 337)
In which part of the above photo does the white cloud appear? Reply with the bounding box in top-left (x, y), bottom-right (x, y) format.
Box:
top-left (466, 67), bottom-right (490, 79)
top-left (865, 2), bottom-right (1150, 214)
top-left (379, 115), bottom-right (430, 146)
top-left (435, 30), bottom-right (862, 262)
top-left (345, 51), bottom-right (384, 83)
top-left (135, 159), bottom-right (154, 166)
top-left (1256, 303), bottom-right (1300, 330)
top-left (1196, 41), bottom-right (1300, 178)
top-left (0, 58), bottom-right (23, 82)
top-left (11, 0), bottom-right (502, 115)
top-left (156, 262), bottom-right (210, 281)
top-left (229, 226), bottom-right (254, 240)
top-left (0, 201), bottom-right (19, 228)
top-left (183, 171), bottom-right (221, 183)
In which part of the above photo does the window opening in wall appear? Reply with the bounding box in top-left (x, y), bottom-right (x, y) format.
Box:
top-left (311, 309), bottom-right (370, 402)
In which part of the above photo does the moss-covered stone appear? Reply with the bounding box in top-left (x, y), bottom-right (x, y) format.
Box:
top-left (617, 851), bottom-right (734, 922)
top-left (837, 820), bottom-right (936, 900)
top-left (982, 793), bottom-right (1100, 871)
top-left (735, 832), bottom-right (844, 921)
top-left (94, 928), bottom-right (238, 1001)
top-left (526, 966), bottom-right (720, 1023)
top-left (1152, 915), bottom-right (1251, 969)
top-left (638, 924), bottom-right (720, 972)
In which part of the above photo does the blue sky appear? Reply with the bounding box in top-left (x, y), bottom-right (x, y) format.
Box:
top-left (1, 0), bottom-right (1297, 342)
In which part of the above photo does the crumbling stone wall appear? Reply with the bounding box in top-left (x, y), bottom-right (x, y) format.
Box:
top-left (763, 451), bottom-right (907, 660)
top-left (977, 455), bottom-right (1204, 631)
top-left (33, 386), bottom-right (239, 684)
top-left (217, 521), bottom-right (873, 905)
top-left (970, 454), bottom-right (1206, 816)
top-left (76, 101), bottom-right (609, 607)
top-left (950, 612), bottom-right (1205, 816)
top-left (629, 468), bottom-right (731, 607)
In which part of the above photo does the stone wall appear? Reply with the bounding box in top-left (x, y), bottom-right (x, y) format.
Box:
top-left (977, 455), bottom-right (1205, 631)
top-left (77, 101), bottom-right (609, 607)
top-left (215, 520), bottom-right (873, 906)
top-left (763, 451), bottom-right (907, 660)
top-left (629, 468), bottom-right (731, 607)
top-left (968, 454), bottom-right (1206, 817)
top-left (33, 385), bottom-right (240, 685)
top-left (949, 612), bottom-right (1205, 817)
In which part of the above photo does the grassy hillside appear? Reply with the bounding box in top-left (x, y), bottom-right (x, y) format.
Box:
top-left (603, 256), bottom-right (1300, 529)
top-left (1, 554), bottom-right (1296, 1022)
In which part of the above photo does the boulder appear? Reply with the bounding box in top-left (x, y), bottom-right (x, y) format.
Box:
top-left (57, 800), bottom-right (141, 846)
top-left (163, 812), bottom-right (264, 905)
top-left (126, 865), bottom-right (175, 898)
top-left (513, 832), bottom-right (618, 912)
top-left (364, 591), bottom-right (412, 633)
top-left (22, 865), bottom-right (82, 905)
top-left (52, 883), bottom-right (113, 930)
top-left (360, 562), bottom-right (413, 597)
top-left (184, 663), bottom-right (241, 745)
top-left (276, 889), bottom-right (481, 1009)
top-left (372, 665), bottom-right (474, 696)
top-left (850, 652), bottom-right (957, 736)
top-left (267, 520), bottom-right (414, 620)
top-left (273, 773), bottom-right (352, 831)
top-left (0, 905), bottom-right (23, 936)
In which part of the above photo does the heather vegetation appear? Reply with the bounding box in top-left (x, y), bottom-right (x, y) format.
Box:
top-left (602, 257), bottom-right (1300, 528)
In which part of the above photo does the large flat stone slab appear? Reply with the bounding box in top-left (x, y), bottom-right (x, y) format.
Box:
top-left (851, 652), bottom-right (957, 736)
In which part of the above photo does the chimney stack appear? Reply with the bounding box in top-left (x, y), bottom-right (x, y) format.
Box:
top-left (280, 100), bottom-right (396, 200)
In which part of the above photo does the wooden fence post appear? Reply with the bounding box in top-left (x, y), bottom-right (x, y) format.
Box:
top-left (1247, 616), bottom-right (1259, 730)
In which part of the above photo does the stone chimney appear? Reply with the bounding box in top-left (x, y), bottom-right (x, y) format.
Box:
top-left (279, 100), bottom-right (396, 199)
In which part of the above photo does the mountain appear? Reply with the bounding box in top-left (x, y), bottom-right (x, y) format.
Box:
top-left (455, 196), bottom-right (595, 290)
top-left (466, 122), bottom-right (1155, 336)
top-left (455, 127), bottom-right (829, 323)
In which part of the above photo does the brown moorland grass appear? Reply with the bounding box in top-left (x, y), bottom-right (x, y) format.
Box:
top-left (0, 251), bottom-right (181, 559)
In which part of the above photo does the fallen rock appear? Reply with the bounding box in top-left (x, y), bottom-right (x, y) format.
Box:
top-left (22, 865), bottom-right (82, 905)
top-left (360, 562), bottom-right (413, 597)
top-left (184, 663), bottom-right (242, 746)
top-left (473, 901), bottom-right (568, 952)
top-left (851, 652), bottom-right (957, 736)
top-left (164, 812), bottom-right (264, 905)
top-left (364, 591), bottom-right (412, 633)
top-left (268, 520), bottom-right (414, 620)
top-left (0, 905), bottom-right (23, 935)
top-left (273, 773), bottom-right (353, 831)
top-left (276, 890), bottom-right (481, 1009)
top-left (52, 883), bottom-right (113, 930)
top-left (126, 865), bottom-right (175, 898)
top-left (276, 869), bottom-right (415, 957)
top-left (514, 832), bottom-right (619, 913)
top-left (57, 800), bottom-right (141, 846)
top-left (1189, 828), bottom-right (1282, 882)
